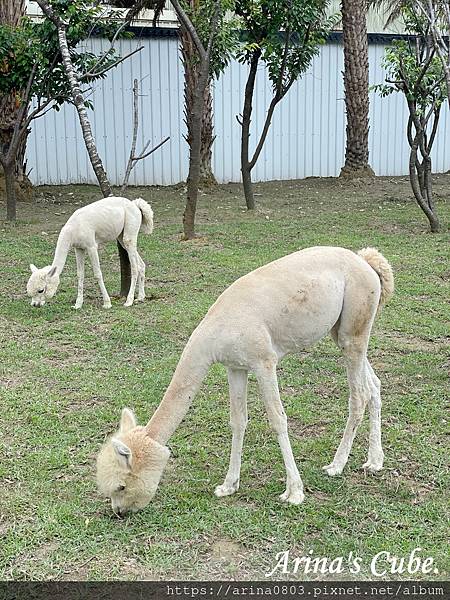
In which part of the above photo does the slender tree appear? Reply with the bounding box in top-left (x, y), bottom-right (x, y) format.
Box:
top-left (180, 26), bottom-right (216, 184)
top-left (113, 0), bottom-right (237, 238)
top-left (171, 0), bottom-right (224, 238)
top-left (179, 0), bottom-right (239, 187)
top-left (340, 0), bottom-right (375, 178)
top-left (373, 6), bottom-right (444, 232)
top-left (236, 0), bottom-right (335, 209)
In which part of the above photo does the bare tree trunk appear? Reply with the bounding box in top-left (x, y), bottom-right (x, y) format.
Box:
top-left (199, 82), bottom-right (215, 184)
top-left (0, 0), bottom-right (25, 23)
top-left (340, 0), bottom-right (374, 178)
top-left (409, 141), bottom-right (440, 232)
top-left (183, 57), bottom-right (210, 239)
top-left (162, 0), bottom-right (221, 238)
top-left (239, 31), bottom-right (293, 209)
top-left (2, 160), bottom-right (16, 221)
top-left (0, 0), bottom-right (32, 214)
top-left (180, 28), bottom-right (216, 186)
top-left (405, 99), bottom-right (440, 233)
top-left (241, 51), bottom-right (261, 210)
top-left (56, 27), bottom-right (112, 196)
top-left (0, 100), bottom-right (32, 193)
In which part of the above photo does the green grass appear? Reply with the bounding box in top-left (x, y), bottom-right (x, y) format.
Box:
top-left (0, 176), bottom-right (449, 581)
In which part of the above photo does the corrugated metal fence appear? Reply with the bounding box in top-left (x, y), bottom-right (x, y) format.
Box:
top-left (26, 35), bottom-right (450, 186)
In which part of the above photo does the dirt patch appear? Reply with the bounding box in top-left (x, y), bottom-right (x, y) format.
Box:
top-left (382, 467), bottom-right (439, 504)
top-left (288, 418), bottom-right (329, 438)
top-left (212, 539), bottom-right (242, 561)
top-left (2, 173), bottom-right (448, 231)
top-left (205, 539), bottom-right (255, 579)
top-left (32, 540), bottom-right (61, 561)
top-left (7, 540), bottom-right (61, 577)
top-left (61, 395), bottom-right (110, 414)
top-left (307, 489), bottom-right (330, 502)
top-left (0, 375), bottom-right (22, 389)
top-left (379, 331), bottom-right (448, 353)
top-left (0, 518), bottom-right (9, 536)
top-left (58, 556), bottom-right (157, 581)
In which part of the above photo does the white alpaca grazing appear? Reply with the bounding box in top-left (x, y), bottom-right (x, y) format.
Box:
top-left (96, 246), bottom-right (394, 515)
top-left (26, 196), bottom-right (153, 309)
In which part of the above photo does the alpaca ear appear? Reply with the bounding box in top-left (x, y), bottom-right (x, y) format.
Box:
top-left (30, 264), bottom-right (38, 273)
top-left (47, 265), bottom-right (57, 278)
top-left (112, 438), bottom-right (132, 469)
top-left (120, 408), bottom-right (137, 434)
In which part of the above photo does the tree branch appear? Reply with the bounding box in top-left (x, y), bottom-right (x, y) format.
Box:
top-left (35, 0), bottom-right (66, 26)
top-left (275, 26), bottom-right (292, 100)
top-left (170, 0), bottom-right (206, 60)
top-left (133, 135), bottom-right (170, 161)
top-left (120, 78), bottom-right (170, 194)
top-left (426, 106), bottom-right (440, 153)
top-left (81, 46), bottom-right (144, 80)
top-left (206, 0), bottom-right (222, 61)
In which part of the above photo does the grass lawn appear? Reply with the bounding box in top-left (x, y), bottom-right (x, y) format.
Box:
top-left (0, 175), bottom-right (448, 581)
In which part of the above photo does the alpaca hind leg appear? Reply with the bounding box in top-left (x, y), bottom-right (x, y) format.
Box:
top-left (136, 252), bottom-right (146, 302)
top-left (215, 368), bottom-right (248, 498)
top-left (123, 247), bottom-right (138, 306)
top-left (256, 362), bottom-right (304, 505)
top-left (120, 221), bottom-right (140, 307)
top-left (323, 338), bottom-right (370, 476)
top-left (362, 360), bottom-right (384, 472)
top-left (73, 248), bottom-right (86, 309)
top-left (118, 237), bottom-right (139, 307)
top-left (87, 246), bottom-right (111, 309)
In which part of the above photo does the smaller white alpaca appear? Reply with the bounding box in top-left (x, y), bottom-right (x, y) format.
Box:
top-left (26, 196), bottom-right (153, 309)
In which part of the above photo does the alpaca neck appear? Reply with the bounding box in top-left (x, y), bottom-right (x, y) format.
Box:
top-left (146, 332), bottom-right (211, 445)
top-left (52, 228), bottom-right (72, 274)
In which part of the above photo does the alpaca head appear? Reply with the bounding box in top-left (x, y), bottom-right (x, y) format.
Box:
top-left (96, 408), bottom-right (170, 516)
top-left (27, 264), bottom-right (60, 307)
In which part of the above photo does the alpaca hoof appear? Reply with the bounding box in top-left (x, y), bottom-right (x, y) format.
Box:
top-left (103, 302), bottom-right (112, 309)
top-left (279, 487), bottom-right (304, 505)
top-left (322, 463), bottom-right (344, 477)
top-left (362, 460), bottom-right (383, 473)
top-left (215, 482), bottom-right (239, 497)
top-left (124, 300), bottom-right (134, 307)
top-left (72, 303), bottom-right (83, 310)
top-left (137, 295), bottom-right (145, 302)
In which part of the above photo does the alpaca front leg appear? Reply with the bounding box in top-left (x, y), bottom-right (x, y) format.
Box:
top-left (362, 360), bottom-right (384, 473)
top-left (87, 246), bottom-right (111, 309)
top-left (256, 363), bottom-right (304, 505)
top-left (73, 248), bottom-right (85, 309)
top-left (215, 368), bottom-right (248, 498)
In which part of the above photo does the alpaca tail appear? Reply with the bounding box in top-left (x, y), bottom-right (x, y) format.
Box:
top-left (358, 247), bottom-right (394, 309)
top-left (133, 198), bottom-right (154, 234)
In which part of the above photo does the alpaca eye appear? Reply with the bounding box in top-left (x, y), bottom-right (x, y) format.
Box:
top-left (117, 485), bottom-right (126, 492)
top-left (38, 289), bottom-right (45, 294)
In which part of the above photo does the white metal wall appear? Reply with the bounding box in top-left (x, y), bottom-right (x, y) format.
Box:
top-left (26, 36), bottom-right (450, 186)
